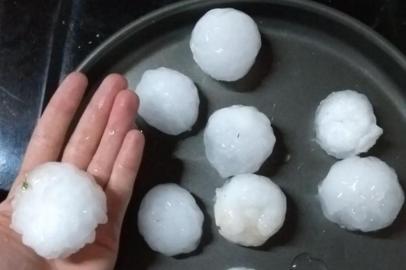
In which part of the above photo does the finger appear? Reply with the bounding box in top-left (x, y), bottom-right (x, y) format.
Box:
top-left (62, 74), bottom-right (127, 169)
top-left (104, 129), bottom-right (144, 237)
top-left (87, 90), bottom-right (138, 187)
top-left (11, 72), bottom-right (87, 193)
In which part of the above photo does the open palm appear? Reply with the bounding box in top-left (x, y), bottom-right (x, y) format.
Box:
top-left (0, 72), bottom-right (144, 270)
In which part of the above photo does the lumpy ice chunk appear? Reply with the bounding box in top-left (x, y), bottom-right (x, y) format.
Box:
top-left (318, 156), bottom-right (404, 232)
top-left (315, 90), bottom-right (383, 159)
top-left (138, 183), bottom-right (204, 256)
top-left (11, 162), bottom-right (107, 259)
top-left (214, 174), bottom-right (286, 246)
top-left (190, 8), bottom-right (261, 81)
top-left (136, 67), bottom-right (200, 135)
top-left (204, 105), bottom-right (275, 178)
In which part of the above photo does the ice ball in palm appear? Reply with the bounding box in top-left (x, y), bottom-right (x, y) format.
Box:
top-left (204, 105), bottom-right (275, 178)
top-left (315, 90), bottom-right (383, 159)
top-left (138, 183), bottom-right (204, 256)
top-left (11, 162), bottom-right (107, 259)
top-left (215, 174), bottom-right (286, 246)
top-left (136, 67), bottom-right (200, 135)
top-left (318, 156), bottom-right (404, 232)
top-left (190, 8), bottom-right (261, 81)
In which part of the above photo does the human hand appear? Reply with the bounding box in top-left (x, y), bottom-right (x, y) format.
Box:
top-left (0, 72), bottom-right (144, 270)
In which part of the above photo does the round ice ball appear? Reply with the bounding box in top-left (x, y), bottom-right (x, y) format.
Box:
top-left (11, 162), bottom-right (107, 259)
top-left (318, 156), bottom-right (404, 232)
top-left (136, 67), bottom-right (200, 135)
top-left (190, 8), bottom-right (261, 81)
top-left (138, 183), bottom-right (204, 256)
top-left (315, 90), bottom-right (383, 159)
top-left (204, 105), bottom-right (275, 178)
top-left (214, 174), bottom-right (286, 246)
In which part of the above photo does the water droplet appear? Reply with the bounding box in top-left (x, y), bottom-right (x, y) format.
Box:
top-left (215, 48), bottom-right (224, 53)
top-left (91, 167), bottom-right (100, 175)
top-left (109, 129), bottom-right (117, 136)
top-left (289, 253), bottom-right (328, 270)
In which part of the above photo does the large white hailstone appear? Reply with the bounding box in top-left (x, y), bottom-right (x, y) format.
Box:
top-left (138, 183), bottom-right (204, 256)
top-left (228, 268), bottom-right (256, 270)
top-left (319, 156), bottom-right (404, 232)
top-left (214, 174), bottom-right (286, 247)
top-left (190, 8), bottom-right (261, 81)
top-left (315, 90), bottom-right (383, 159)
top-left (204, 105), bottom-right (275, 178)
top-left (11, 162), bottom-right (107, 259)
top-left (136, 67), bottom-right (200, 135)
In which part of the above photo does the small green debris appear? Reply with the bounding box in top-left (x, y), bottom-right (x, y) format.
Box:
top-left (22, 181), bottom-right (29, 191)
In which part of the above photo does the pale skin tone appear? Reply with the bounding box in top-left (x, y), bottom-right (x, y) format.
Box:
top-left (0, 72), bottom-right (145, 270)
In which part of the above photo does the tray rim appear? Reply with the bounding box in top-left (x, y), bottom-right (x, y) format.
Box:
top-left (76, 0), bottom-right (406, 76)
top-left (74, 1), bottom-right (406, 268)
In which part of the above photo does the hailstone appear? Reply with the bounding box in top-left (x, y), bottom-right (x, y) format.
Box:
top-left (190, 8), bottom-right (261, 81)
top-left (204, 105), bottom-right (275, 178)
top-left (138, 183), bottom-right (204, 256)
top-left (136, 67), bottom-right (200, 135)
top-left (318, 156), bottom-right (404, 232)
top-left (214, 174), bottom-right (286, 246)
top-left (11, 162), bottom-right (107, 259)
top-left (315, 90), bottom-right (383, 159)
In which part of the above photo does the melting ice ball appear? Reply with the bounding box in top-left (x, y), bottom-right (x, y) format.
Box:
top-left (136, 67), bottom-right (200, 135)
top-left (11, 162), bottom-right (107, 259)
top-left (214, 174), bottom-right (286, 246)
top-left (138, 183), bottom-right (204, 256)
top-left (190, 8), bottom-right (261, 81)
top-left (204, 105), bottom-right (275, 178)
top-left (315, 90), bottom-right (383, 159)
top-left (318, 156), bottom-right (404, 232)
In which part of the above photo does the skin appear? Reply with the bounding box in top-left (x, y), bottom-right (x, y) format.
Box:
top-left (0, 72), bottom-right (145, 270)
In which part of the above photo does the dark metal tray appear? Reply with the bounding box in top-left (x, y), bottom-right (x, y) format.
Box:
top-left (78, 0), bottom-right (406, 269)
